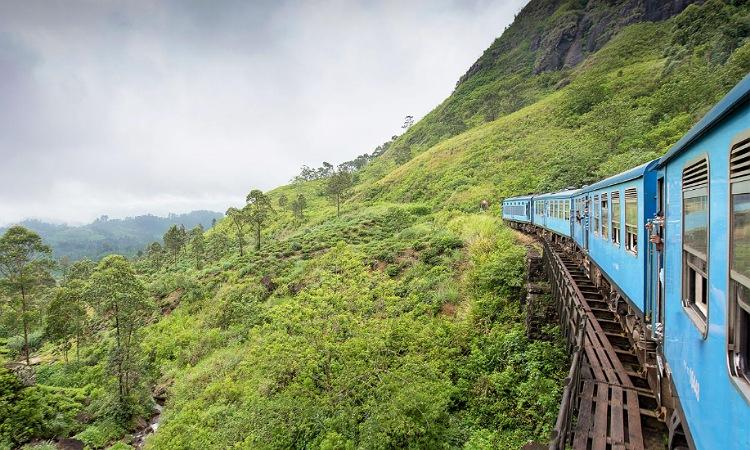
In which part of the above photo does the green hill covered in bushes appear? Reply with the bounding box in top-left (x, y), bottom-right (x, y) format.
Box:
top-left (2, 1), bottom-right (749, 449)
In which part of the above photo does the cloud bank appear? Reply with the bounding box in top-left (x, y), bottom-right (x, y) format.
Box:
top-left (0, 0), bottom-right (527, 224)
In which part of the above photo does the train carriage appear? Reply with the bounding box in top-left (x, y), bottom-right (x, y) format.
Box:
top-left (501, 195), bottom-right (533, 223)
top-left (532, 190), bottom-right (577, 238)
top-left (656, 74), bottom-right (750, 450)
top-left (500, 74), bottom-right (750, 449)
top-left (574, 160), bottom-right (659, 314)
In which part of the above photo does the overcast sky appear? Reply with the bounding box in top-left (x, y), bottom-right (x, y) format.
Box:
top-left (0, 0), bottom-right (527, 225)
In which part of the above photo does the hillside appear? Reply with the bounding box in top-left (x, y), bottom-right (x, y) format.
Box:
top-left (1, 1), bottom-right (749, 449)
top-left (0, 211), bottom-right (223, 261)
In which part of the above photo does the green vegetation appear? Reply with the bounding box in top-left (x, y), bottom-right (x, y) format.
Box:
top-left (1, 1), bottom-right (749, 449)
top-left (0, 211), bottom-right (222, 262)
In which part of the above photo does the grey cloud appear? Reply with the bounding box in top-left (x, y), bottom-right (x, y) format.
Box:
top-left (0, 0), bottom-right (528, 224)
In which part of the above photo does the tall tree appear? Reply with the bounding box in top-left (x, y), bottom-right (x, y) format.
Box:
top-left (190, 225), bottom-right (205, 269)
top-left (46, 281), bottom-right (87, 363)
top-left (326, 170), bottom-right (353, 217)
top-left (278, 193), bottom-right (288, 209)
top-left (206, 232), bottom-right (230, 261)
top-left (0, 226), bottom-right (54, 365)
top-left (162, 225), bottom-right (186, 265)
top-left (86, 255), bottom-right (150, 419)
top-left (291, 193), bottom-right (307, 220)
top-left (146, 242), bottom-right (164, 268)
top-left (245, 190), bottom-right (274, 251)
top-left (226, 207), bottom-right (247, 256)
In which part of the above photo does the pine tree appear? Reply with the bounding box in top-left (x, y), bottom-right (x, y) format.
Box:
top-left (0, 226), bottom-right (54, 365)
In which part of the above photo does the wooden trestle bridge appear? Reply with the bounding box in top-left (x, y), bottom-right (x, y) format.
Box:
top-left (541, 238), bottom-right (667, 450)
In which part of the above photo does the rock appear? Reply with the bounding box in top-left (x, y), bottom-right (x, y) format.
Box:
top-left (58, 438), bottom-right (85, 450)
top-left (261, 275), bottom-right (276, 292)
top-left (532, 0), bottom-right (702, 74)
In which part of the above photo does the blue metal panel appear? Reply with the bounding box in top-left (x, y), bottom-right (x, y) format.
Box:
top-left (585, 173), bottom-right (656, 314)
top-left (662, 101), bottom-right (750, 450)
top-left (534, 190), bottom-right (578, 238)
top-left (502, 197), bottom-right (532, 223)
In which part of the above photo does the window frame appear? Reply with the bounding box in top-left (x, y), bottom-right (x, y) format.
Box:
top-left (593, 194), bottom-right (600, 236)
top-left (624, 188), bottom-right (638, 255)
top-left (611, 190), bottom-right (621, 246)
top-left (728, 131), bottom-right (750, 400)
top-left (680, 154), bottom-right (710, 337)
top-left (601, 193), bottom-right (609, 242)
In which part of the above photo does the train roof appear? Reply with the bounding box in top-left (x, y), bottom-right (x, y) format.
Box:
top-left (534, 189), bottom-right (580, 200)
top-left (659, 73), bottom-right (750, 167)
top-left (579, 159), bottom-right (659, 194)
top-left (503, 194), bottom-right (534, 202)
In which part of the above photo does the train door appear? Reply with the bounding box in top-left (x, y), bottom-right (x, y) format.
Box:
top-left (655, 176), bottom-right (666, 327)
top-left (584, 196), bottom-right (590, 250)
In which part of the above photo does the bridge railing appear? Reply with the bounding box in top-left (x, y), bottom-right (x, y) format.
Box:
top-left (542, 238), bottom-right (588, 450)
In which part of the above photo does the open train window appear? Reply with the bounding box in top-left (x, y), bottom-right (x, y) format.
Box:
top-left (625, 188), bottom-right (638, 253)
top-left (593, 194), bottom-right (600, 236)
top-left (729, 135), bottom-right (750, 397)
top-left (601, 193), bottom-right (609, 241)
top-left (682, 156), bottom-right (709, 331)
top-left (611, 191), bottom-right (621, 245)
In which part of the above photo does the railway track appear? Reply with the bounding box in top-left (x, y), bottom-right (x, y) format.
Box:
top-left (546, 241), bottom-right (667, 449)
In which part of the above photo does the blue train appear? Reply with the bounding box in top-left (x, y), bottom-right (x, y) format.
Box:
top-left (502, 74), bottom-right (750, 449)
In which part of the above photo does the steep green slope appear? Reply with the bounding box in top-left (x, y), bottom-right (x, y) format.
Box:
top-left (12, 1), bottom-right (750, 449)
top-left (361, 0), bottom-right (750, 201)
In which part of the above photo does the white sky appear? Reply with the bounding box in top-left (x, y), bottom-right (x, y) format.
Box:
top-left (0, 0), bottom-right (528, 225)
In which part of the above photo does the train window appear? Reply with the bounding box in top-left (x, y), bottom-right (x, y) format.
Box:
top-left (625, 188), bottom-right (638, 253)
top-left (611, 191), bottom-right (621, 245)
top-left (593, 195), bottom-right (600, 236)
top-left (564, 201), bottom-right (570, 221)
top-left (729, 136), bottom-right (750, 394)
top-left (682, 157), bottom-right (709, 323)
top-left (601, 193), bottom-right (609, 241)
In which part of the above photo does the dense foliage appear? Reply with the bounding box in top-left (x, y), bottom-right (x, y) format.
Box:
top-left (1, 1), bottom-right (748, 449)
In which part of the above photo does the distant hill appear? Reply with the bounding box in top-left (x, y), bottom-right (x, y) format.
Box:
top-left (0, 210), bottom-right (223, 261)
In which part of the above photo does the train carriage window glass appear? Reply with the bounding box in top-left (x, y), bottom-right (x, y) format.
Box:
top-left (565, 201), bottom-right (570, 221)
top-left (593, 195), bottom-right (600, 236)
top-left (625, 188), bottom-right (638, 253)
top-left (729, 137), bottom-right (750, 394)
top-left (611, 191), bottom-right (621, 245)
top-left (601, 193), bottom-right (609, 241)
top-left (682, 157), bottom-right (709, 323)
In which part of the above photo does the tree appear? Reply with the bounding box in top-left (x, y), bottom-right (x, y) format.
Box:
top-left (68, 258), bottom-right (95, 281)
top-left (0, 226), bottom-right (54, 365)
top-left (226, 207), bottom-right (247, 256)
top-left (189, 225), bottom-right (205, 269)
top-left (278, 193), bottom-right (288, 209)
top-left (402, 115), bottom-right (414, 129)
top-left (291, 193), bottom-right (307, 220)
top-left (245, 189), bottom-right (274, 251)
top-left (59, 256), bottom-right (71, 282)
top-left (326, 170), bottom-right (353, 217)
top-left (146, 242), bottom-right (164, 268)
top-left (163, 225), bottom-right (186, 265)
top-left (206, 232), bottom-right (230, 261)
top-left (86, 255), bottom-right (150, 420)
top-left (46, 281), bottom-right (87, 363)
